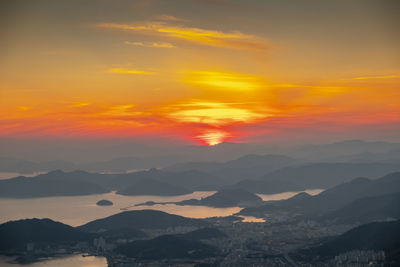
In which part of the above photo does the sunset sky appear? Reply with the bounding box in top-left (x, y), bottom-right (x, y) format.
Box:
top-left (1, 0), bottom-right (399, 146)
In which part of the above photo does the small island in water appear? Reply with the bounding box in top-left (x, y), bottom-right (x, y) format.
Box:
top-left (96, 199), bottom-right (113, 206)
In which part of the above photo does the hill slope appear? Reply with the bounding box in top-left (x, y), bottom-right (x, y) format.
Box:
top-left (300, 220), bottom-right (400, 264)
top-left (116, 234), bottom-right (218, 259)
top-left (321, 192), bottom-right (400, 224)
top-left (263, 162), bottom-right (400, 189)
top-left (0, 171), bottom-right (109, 198)
top-left (78, 210), bottom-right (207, 232)
top-left (178, 188), bottom-right (264, 208)
top-left (240, 172), bottom-right (400, 217)
top-left (117, 178), bottom-right (192, 196)
top-left (0, 218), bottom-right (93, 251)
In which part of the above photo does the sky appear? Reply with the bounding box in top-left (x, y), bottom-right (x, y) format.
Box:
top-left (1, 0), bottom-right (399, 146)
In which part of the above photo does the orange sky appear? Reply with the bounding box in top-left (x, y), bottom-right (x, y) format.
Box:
top-left (1, 0), bottom-right (399, 145)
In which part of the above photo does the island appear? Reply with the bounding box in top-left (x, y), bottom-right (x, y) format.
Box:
top-left (135, 188), bottom-right (264, 208)
top-left (96, 199), bottom-right (113, 206)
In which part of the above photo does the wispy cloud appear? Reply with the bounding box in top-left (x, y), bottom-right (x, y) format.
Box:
top-left (185, 71), bottom-right (262, 90)
top-left (103, 104), bottom-right (145, 117)
top-left (156, 15), bottom-right (185, 22)
top-left (124, 41), bottom-right (175, 48)
top-left (18, 106), bottom-right (30, 111)
top-left (108, 68), bottom-right (155, 75)
top-left (98, 22), bottom-right (269, 51)
top-left (124, 41), bottom-right (145, 46)
top-left (151, 42), bottom-right (176, 48)
top-left (69, 102), bottom-right (91, 108)
top-left (353, 74), bottom-right (400, 80)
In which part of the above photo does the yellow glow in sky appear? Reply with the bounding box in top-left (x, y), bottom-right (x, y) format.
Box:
top-left (353, 74), bottom-right (400, 80)
top-left (197, 130), bottom-right (230, 146)
top-left (98, 22), bottom-right (269, 51)
top-left (1, 0), bottom-right (399, 144)
top-left (108, 68), bottom-right (155, 75)
top-left (124, 41), bottom-right (176, 48)
top-left (169, 102), bottom-right (268, 126)
top-left (186, 71), bottom-right (262, 91)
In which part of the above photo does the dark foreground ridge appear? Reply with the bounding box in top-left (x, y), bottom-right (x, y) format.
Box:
top-left (116, 234), bottom-right (218, 260)
top-left (294, 220), bottom-right (400, 265)
top-left (1, 204), bottom-right (400, 266)
top-left (0, 218), bottom-right (93, 252)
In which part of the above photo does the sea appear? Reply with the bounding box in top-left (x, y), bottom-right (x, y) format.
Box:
top-left (0, 172), bottom-right (322, 266)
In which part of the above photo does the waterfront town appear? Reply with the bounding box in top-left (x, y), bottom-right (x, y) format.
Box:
top-left (8, 212), bottom-right (389, 267)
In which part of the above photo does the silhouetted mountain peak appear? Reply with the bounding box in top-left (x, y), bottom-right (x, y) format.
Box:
top-left (78, 209), bottom-right (207, 232)
top-left (336, 140), bottom-right (366, 145)
top-left (380, 172), bottom-right (400, 181)
top-left (212, 141), bottom-right (240, 147)
top-left (347, 177), bottom-right (371, 185)
top-left (47, 169), bottom-right (65, 175)
top-left (290, 192), bottom-right (311, 200)
top-left (0, 218), bottom-right (93, 251)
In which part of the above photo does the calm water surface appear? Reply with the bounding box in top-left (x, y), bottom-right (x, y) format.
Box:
top-left (0, 189), bottom-right (323, 226)
top-left (0, 191), bottom-right (223, 226)
top-left (0, 172), bottom-right (44, 180)
top-left (0, 189), bottom-right (323, 266)
top-left (0, 255), bottom-right (107, 267)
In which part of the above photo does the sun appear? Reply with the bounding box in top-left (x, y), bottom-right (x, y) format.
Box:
top-left (196, 130), bottom-right (230, 146)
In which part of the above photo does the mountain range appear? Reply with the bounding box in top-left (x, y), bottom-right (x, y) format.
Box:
top-left (1, 158), bottom-right (399, 198)
top-left (239, 172), bottom-right (400, 221)
top-left (2, 140), bottom-right (400, 174)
